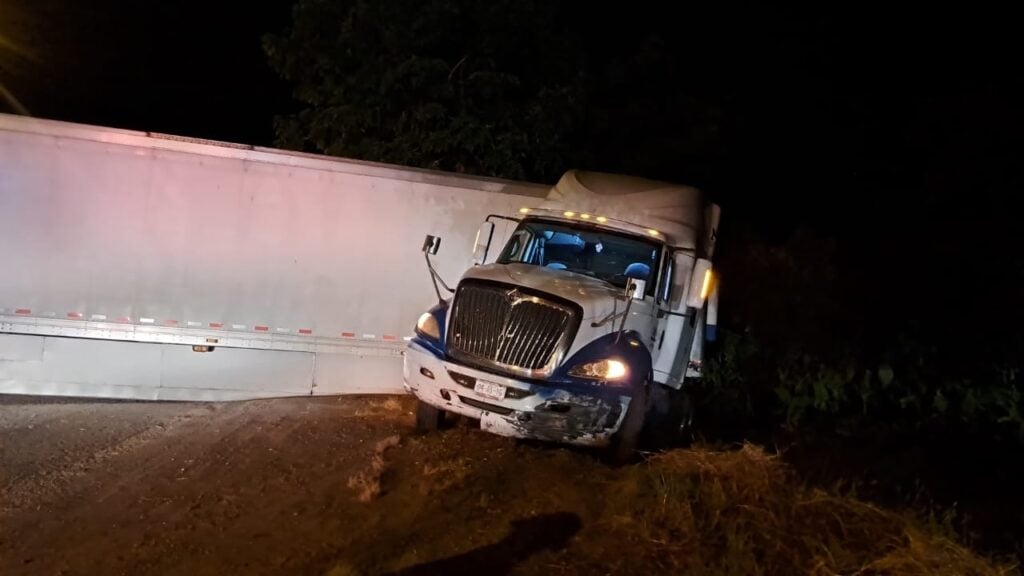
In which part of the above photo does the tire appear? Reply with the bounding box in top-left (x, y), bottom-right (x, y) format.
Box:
top-left (672, 389), bottom-right (695, 447)
top-left (415, 400), bottom-right (445, 432)
top-left (608, 383), bottom-right (648, 465)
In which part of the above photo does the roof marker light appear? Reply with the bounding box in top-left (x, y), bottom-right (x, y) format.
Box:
top-left (519, 207), bottom-right (531, 214)
top-left (596, 216), bottom-right (608, 223)
top-left (647, 229), bottom-right (660, 236)
top-left (564, 211), bottom-right (575, 217)
top-left (580, 213), bottom-right (591, 219)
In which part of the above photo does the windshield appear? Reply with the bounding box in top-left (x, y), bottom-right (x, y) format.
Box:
top-left (497, 219), bottom-right (662, 294)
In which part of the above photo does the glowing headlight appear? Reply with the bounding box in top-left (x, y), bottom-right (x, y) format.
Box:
top-left (415, 312), bottom-right (440, 340)
top-left (569, 359), bottom-right (628, 381)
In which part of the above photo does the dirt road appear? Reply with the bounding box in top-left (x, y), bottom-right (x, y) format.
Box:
top-left (0, 395), bottom-right (620, 575)
top-left (0, 394), bottom-right (1007, 576)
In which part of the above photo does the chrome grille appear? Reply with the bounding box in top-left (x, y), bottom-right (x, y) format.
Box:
top-left (447, 282), bottom-right (580, 378)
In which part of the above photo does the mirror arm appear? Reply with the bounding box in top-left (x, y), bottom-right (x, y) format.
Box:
top-left (615, 282), bottom-right (637, 344)
top-left (591, 310), bottom-right (626, 328)
top-left (424, 252), bottom-right (454, 305)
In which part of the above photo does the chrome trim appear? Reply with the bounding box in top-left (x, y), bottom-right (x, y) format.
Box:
top-left (446, 282), bottom-right (580, 379)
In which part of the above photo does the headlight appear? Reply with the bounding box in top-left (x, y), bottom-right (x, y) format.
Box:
top-left (415, 312), bottom-right (440, 340)
top-left (569, 359), bottom-right (628, 381)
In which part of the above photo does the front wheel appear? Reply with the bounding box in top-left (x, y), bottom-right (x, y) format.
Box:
top-left (415, 400), bottom-right (445, 432)
top-left (607, 384), bottom-right (648, 465)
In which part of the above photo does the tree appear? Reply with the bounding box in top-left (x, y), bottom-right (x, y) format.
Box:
top-left (264, 0), bottom-right (728, 184)
top-left (265, 0), bottom-right (590, 181)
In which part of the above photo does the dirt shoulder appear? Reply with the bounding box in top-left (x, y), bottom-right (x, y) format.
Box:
top-left (0, 394), bottom-right (1011, 576)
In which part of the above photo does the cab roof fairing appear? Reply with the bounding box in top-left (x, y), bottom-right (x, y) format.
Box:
top-left (536, 170), bottom-right (705, 250)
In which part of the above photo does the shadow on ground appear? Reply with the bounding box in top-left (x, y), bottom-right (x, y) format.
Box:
top-left (383, 512), bottom-right (582, 576)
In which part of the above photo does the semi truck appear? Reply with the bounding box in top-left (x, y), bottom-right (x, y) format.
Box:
top-left (1, 112), bottom-right (719, 457)
top-left (404, 170), bottom-right (720, 460)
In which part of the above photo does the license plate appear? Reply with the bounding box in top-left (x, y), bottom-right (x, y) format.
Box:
top-left (473, 380), bottom-right (507, 400)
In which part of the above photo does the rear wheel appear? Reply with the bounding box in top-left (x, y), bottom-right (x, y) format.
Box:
top-left (671, 388), bottom-right (695, 446)
top-left (643, 385), bottom-right (695, 448)
top-left (415, 400), bottom-right (445, 432)
top-left (608, 384), bottom-right (648, 465)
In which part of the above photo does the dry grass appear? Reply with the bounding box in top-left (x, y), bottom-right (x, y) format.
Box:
top-left (419, 457), bottom-right (472, 494)
top-left (594, 444), bottom-right (1016, 576)
top-left (346, 435), bottom-right (401, 502)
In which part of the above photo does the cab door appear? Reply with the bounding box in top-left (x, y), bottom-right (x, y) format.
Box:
top-left (651, 250), bottom-right (698, 388)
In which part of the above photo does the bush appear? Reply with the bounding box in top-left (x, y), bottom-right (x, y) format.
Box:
top-left (701, 227), bottom-right (1024, 444)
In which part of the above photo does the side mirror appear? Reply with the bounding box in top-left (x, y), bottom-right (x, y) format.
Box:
top-left (422, 235), bottom-right (441, 255)
top-left (685, 258), bottom-right (713, 309)
top-left (471, 221), bottom-right (495, 265)
top-left (628, 278), bottom-right (646, 301)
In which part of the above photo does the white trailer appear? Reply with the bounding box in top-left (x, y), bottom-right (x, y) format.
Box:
top-left (0, 114), bottom-right (546, 400)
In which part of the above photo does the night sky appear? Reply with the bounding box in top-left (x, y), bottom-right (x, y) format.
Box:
top-left (2, 0), bottom-right (295, 144)
top-left (2, 2), bottom-right (1021, 233)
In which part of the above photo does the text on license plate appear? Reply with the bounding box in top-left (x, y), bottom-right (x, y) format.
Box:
top-left (473, 380), bottom-right (507, 400)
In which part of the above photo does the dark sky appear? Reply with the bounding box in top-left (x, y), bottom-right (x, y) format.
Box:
top-left (2, 1), bottom-right (1021, 233)
top-left (2, 0), bottom-right (295, 144)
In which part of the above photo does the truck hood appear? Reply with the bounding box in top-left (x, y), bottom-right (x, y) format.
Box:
top-left (458, 263), bottom-right (623, 321)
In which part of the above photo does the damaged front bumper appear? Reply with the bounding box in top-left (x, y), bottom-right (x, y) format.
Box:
top-left (403, 341), bottom-right (633, 447)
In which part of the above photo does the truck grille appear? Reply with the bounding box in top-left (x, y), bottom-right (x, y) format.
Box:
top-left (446, 282), bottom-right (580, 379)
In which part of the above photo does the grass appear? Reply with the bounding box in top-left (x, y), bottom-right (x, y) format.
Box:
top-left (589, 444), bottom-right (1016, 575)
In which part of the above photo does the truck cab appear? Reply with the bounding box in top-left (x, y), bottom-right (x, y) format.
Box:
top-left (403, 170), bottom-right (719, 461)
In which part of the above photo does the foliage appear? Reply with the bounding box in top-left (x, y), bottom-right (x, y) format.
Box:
top-left (264, 0), bottom-right (585, 180)
top-left (264, 0), bottom-right (726, 183)
top-left (697, 228), bottom-right (1024, 445)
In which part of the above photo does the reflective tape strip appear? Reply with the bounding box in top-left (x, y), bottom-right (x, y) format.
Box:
top-left (5, 305), bottom-right (413, 347)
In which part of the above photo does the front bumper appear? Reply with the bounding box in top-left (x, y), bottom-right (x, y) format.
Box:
top-left (403, 341), bottom-right (632, 447)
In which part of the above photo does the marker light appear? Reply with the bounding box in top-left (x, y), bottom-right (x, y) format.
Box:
top-left (580, 213), bottom-right (591, 219)
top-left (700, 269), bottom-right (714, 300)
top-left (647, 229), bottom-right (660, 237)
top-left (596, 216), bottom-right (608, 223)
top-left (564, 211), bottom-right (575, 217)
top-left (519, 207), bottom-right (531, 214)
